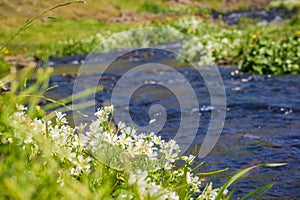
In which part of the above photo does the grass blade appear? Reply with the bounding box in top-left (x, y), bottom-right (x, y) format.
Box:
top-left (197, 168), bottom-right (229, 176)
top-left (225, 187), bottom-right (236, 200)
top-left (215, 163), bottom-right (287, 200)
top-left (0, 0), bottom-right (85, 51)
top-left (241, 183), bottom-right (274, 200)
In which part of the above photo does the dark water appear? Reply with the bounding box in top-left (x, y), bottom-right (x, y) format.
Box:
top-left (47, 49), bottom-right (300, 199)
top-left (203, 69), bottom-right (300, 198)
top-left (211, 9), bottom-right (297, 25)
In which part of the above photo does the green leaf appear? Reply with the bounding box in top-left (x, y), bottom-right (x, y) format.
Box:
top-left (215, 163), bottom-right (287, 200)
top-left (241, 183), bottom-right (274, 200)
top-left (225, 187), bottom-right (236, 200)
top-left (197, 168), bottom-right (229, 176)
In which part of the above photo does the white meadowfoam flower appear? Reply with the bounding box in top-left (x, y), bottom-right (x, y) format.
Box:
top-left (119, 132), bottom-right (133, 148)
top-left (186, 171), bottom-right (192, 184)
top-left (89, 120), bottom-right (102, 133)
top-left (55, 111), bottom-right (67, 124)
top-left (186, 155), bottom-right (196, 165)
top-left (103, 132), bottom-right (118, 145)
top-left (153, 134), bottom-right (161, 145)
top-left (128, 171), bottom-right (148, 185)
top-left (94, 109), bottom-right (104, 119)
top-left (118, 121), bottom-right (126, 130)
top-left (73, 134), bottom-right (83, 148)
top-left (70, 167), bottom-right (81, 176)
top-left (16, 104), bottom-right (27, 111)
top-left (24, 134), bottom-right (33, 144)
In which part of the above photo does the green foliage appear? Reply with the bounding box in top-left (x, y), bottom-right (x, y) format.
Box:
top-left (138, 3), bottom-right (213, 15)
top-left (35, 27), bottom-right (182, 59)
top-left (0, 56), bottom-right (10, 78)
top-left (29, 16), bottom-right (300, 75)
top-left (238, 17), bottom-right (260, 26)
top-left (215, 163), bottom-right (286, 200)
top-left (289, 14), bottom-right (300, 26)
top-left (238, 31), bottom-right (300, 75)
top-left (192, 6), bottom-right (213, 14)
top-left (35, 35), bottom-right (102, 59)
top-left (1, 0), bottom-right (298, 75)
top-left (0, 0), bottom-right (85, 55)
top-left (138, 2), bottom-right (169, 14)
top-left (267, 0), bottom-right (300, 11)
top-left (167, 16), bottom-right (245, 65)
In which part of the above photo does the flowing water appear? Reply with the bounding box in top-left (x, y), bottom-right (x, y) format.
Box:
top-left (47, 48), bottom-right (300, 199)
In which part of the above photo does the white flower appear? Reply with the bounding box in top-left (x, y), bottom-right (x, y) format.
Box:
top-left (24, 134), bottom-right (33, 144)
top-left (103, 132), bottom-right (118, 145)
top-left (55, 111), bottom-right (67, 125)
top-left (89, 120), bottom-right (102, 133)
top-left (128, 171), bottom-right (148, 185)
top-left (153, 134), bottom-right (161, 145)
top-left (16, 104), bottom-right (27, 111)
top-left (118, 121), bottom-right (126, 130)
top-left (119, 132), bottom-right (132, 148)
top-left (186, 171), bottom-right (191, 184)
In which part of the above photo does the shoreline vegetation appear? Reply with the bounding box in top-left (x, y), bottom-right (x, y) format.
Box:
top-left (0, 1), bottom-right (296, 199)
top-left (0, 0), bottom-right (299, 75)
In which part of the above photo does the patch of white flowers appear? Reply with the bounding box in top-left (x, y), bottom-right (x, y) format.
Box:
top-left (126, 171), bottom-right (179, 200)
top-left (0, 105), bottom-right (226, 199)
top-left (79, 105), bottom-right (180, 172)
top-left (48, 16), bottom-right (245, 67)
top-left (173, 16), bottom-right (245, 65)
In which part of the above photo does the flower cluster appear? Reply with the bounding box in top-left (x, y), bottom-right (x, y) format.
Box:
top-left (31, 111), bottom-right (93, 178)
top-left (80, 106), bottom-right (180, 171)
top-left (126, 171), bottom-right (179, 200)
top-left (172, 16), bottom-right (244, 64)
top-left (0, 105), bottom-right (226, 199)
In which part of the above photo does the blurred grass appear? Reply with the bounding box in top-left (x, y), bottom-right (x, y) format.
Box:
top-left (0, 0), bottom-right (163, 55)
top-left (0, 18), bottom-right (136, 55)
top-left (0, 0), bottom-right (279, 56)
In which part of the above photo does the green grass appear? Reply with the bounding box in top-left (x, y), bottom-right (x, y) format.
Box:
top-left (138, 2), bottom-right (170, 13)
top-left (0, 0), bottom-right (150, 55)
top-left (0, 18), bottom-right (137, 55)
top-left (0, 0), bottom-right (276, 56)
top-left (267, 0), bottom-right (300, 11)
top-left (0, 0), bottom-right (299, 75)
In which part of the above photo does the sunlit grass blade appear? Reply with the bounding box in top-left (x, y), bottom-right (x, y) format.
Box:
top-left (0, 0), bottom-right (86, 52)
top-left (20, 94), bottom-right (91, 118)
top-left (44, 85), bottom-right (59, 92)
top-left (198, 183), bottom-right (209, 199)
top-left (45, 99), bottom-right (95, 120)
top-left (192, 161), bottom-right (205, 171)
top-left (215, 163), bottom-right (287, 200)
top-left (262, 163), bottom-right (288, 167)
top-left (42, 86), bottom-right (102, 111)
top-left (241, 183), bottom-right (274, 200)
top-left (225, 187), bottom-right (236, 200)
top-left (197, 167), bottom-right (229, 176)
